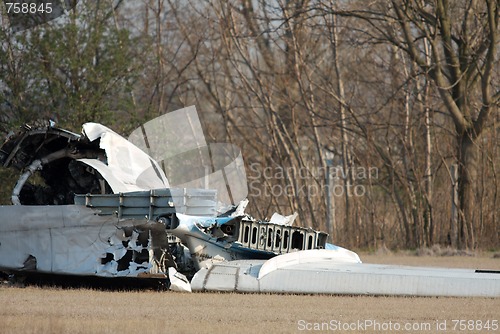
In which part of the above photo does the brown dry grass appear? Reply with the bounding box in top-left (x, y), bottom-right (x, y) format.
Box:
top-left (0, 253), bottom-right (499, 334)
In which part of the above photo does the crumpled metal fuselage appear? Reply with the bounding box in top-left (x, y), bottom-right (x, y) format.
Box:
top-left (0, 119), bottom-right (330, 284)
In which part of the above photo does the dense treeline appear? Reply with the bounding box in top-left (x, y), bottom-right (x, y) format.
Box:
top-left (0, 0), bottom-right (498, 250)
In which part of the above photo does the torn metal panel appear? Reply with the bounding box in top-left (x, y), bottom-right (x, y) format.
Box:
top-left (268, 212), bottom-right (298, 226)
top-left (168, 267), bottom-right (192, 292)
top-left (0, 205), bottom-right (117, 275)
top-left (0, 204), bottom-right (175, 277)
top-left (97, 221), bottom-right (174, 277)
top-left (81, 122), bottom-right (169, 193)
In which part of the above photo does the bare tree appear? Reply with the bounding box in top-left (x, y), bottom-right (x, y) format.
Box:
top-left (318, 0), bottom-right (499, 249)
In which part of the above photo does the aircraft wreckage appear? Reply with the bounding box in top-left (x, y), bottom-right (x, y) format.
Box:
top-left (0, 106), bottom-right (499, 297)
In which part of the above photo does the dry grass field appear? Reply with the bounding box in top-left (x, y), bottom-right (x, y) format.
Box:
top-left (1, 252), bottom-right (499, 334)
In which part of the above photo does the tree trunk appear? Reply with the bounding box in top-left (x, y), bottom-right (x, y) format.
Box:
top-left (457, 132), bottom-right (478, 249)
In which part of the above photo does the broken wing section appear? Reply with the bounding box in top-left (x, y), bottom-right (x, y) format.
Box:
top-left (167, 211), bottom-right (329, 270)
top-left (191, 252), bottom-right (500, 297)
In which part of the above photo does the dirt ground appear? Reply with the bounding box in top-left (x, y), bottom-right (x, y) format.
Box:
top-left (0, 252), bottom-right (499, 334)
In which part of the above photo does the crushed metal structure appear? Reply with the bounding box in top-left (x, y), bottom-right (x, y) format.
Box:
top-left (0, 111), bottom-right (334, 291)
top-left (0, 107), bottom-right (499, 297)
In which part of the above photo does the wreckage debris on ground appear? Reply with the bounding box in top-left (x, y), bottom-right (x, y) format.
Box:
top-left (0, 111), bottom-right (337, 292)
top-left (0, 107), bottom-right (499, 297)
